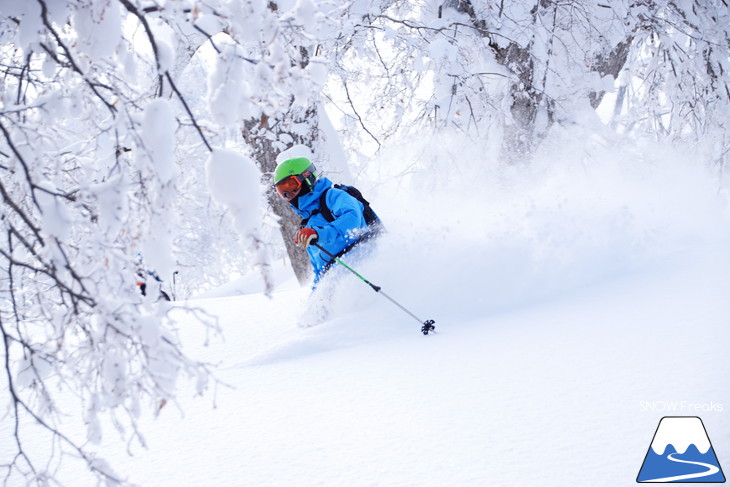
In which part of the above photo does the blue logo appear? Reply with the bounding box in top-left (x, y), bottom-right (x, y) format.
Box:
top-left (637, 416), bottom-right (725, 483)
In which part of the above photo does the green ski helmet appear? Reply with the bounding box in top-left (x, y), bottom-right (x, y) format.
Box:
top-left (273, 157), bottom-right (318, 200)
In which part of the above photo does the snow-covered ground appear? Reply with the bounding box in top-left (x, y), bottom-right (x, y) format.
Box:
top-left (97, 240), bottom-right (728, 486)
top-left (94, 139), bottom-right (730, 486)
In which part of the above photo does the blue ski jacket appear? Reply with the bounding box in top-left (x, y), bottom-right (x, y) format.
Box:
top-left (291, 177), bottom-right (370, 284)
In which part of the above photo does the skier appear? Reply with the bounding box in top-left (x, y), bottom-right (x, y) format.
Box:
top-left (135, 253), bottom-right (171, 301)
top-left (273, 156), bottom-right (382, 288)
top-left (274, 157), bottom-right (436, 334)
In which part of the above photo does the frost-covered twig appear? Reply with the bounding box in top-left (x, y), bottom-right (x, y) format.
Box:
top-left (343, 81), bottom-right (381, 149)
top-left (37, 0), bottom-right (117, 114)
top-left (165, 72), bottom-right (213, 152)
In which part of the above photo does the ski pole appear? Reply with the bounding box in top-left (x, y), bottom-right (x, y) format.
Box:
top-left (311, 242), bottom-right (436, 335)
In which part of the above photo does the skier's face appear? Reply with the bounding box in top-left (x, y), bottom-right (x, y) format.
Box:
top-left (275, 176), bottom-right (302, 201)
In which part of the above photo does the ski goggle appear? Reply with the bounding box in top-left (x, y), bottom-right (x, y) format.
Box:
top-left (275, 175), bottom-right (303, 200)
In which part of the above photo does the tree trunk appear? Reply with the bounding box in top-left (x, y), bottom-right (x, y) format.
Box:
top-left (491, 41), bottom-right (542, 161)
top-left (242, 106), bottom-right (319, 285)
top-left (588, 39), bottom-right (633, 109)
top-left (452, 0), bottom-right (544, 160)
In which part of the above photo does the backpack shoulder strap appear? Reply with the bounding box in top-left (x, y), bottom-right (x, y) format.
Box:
top-left (318, 187), bottom-right (334, 222)
top-left (320, 184), bottom-right (353, 223)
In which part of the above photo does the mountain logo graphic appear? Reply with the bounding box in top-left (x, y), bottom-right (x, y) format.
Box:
top-left (637, 416), bottom-right (726, 483)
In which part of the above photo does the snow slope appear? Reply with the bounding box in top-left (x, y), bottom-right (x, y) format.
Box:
top-left (96, 238), bottom-right (730, 487)
top-left (91, 138), bottom-right (730, 487)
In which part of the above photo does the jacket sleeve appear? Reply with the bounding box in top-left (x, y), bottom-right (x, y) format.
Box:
top-left (313, 189), bottom-right (367, 245)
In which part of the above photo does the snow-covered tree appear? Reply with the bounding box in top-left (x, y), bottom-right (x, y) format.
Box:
top-left (325, 0), bottom-right (729, 168)
top-left (611, 1), bottom-right (730, 171)
top-left (324, 0), bottom-right (633, 161)
top-left (0, 0), bottom-right (338, 483)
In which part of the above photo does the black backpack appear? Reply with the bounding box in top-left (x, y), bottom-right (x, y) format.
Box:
top-left (318, 184), bottom-right (380, 227)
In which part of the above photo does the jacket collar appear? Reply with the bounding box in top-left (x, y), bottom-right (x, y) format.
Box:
top-left (292, 177), bottom-right (332, 219)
